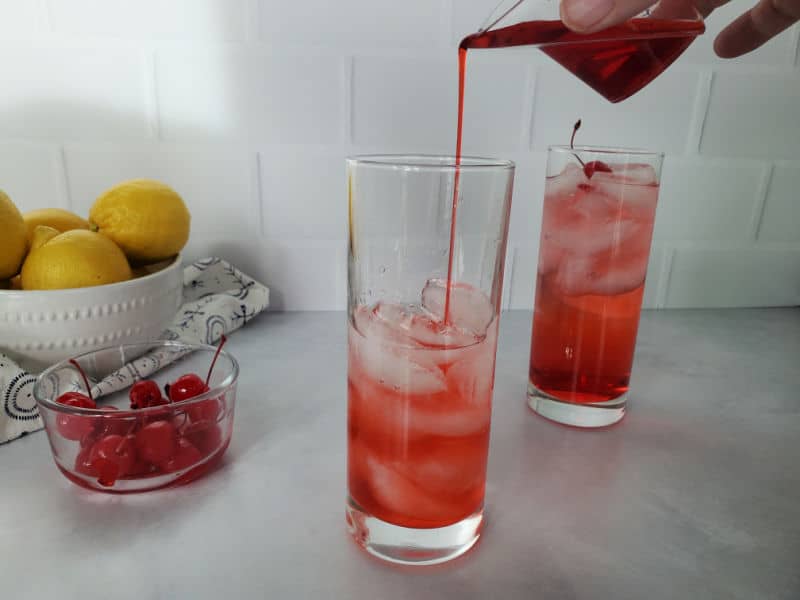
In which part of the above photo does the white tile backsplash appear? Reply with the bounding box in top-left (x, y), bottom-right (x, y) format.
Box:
top-left (0, 1), bottom-right (43, 37)
top-left (352, 54), bottom-right (455, 152)
top-left (531, 66), bottom-right (700, 154)
top-left (0, 142), bottom-right (63, 212)
top-left (156, 49), bottom-right (342, 144)
top-left (666, 248), bottom-right (800, 308)
top-left (655, 158), bottom-right (764, 241)
top-left (758, 164), bottom-right (800, 243)
top-left (259, 148), bottom-right (346, 240)
top-left (46, 0), bottom-right (247, 41)
top-left (0, 0), bottom-right (797, 310)
top-left (258, 0), bottom-right (445, 48)
top-left (700, 71), bottom-right (800, 159)
top-left (0, 46), bottom-right (148, 140)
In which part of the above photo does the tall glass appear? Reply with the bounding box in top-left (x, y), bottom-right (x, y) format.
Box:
top-left (346, 155), bottom-right (514, 565)
top-left (527, 146), bottom-right (663, 428)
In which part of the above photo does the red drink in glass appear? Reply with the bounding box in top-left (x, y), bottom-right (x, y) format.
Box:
top-left (348, 287), bottom-right (498, 529)
top-left (527, 148), bottom-right (662, 427)
top-left (346, 156), bottom-right (513, 565)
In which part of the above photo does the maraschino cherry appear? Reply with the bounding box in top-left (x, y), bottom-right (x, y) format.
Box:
top-left (55, 360), bottom-right (97, 440)
top-left (129, 379), bottom-right (163, 409)
top-left (570, 119), bottom-right (612, 180)
top-left (168, 335), bottom-right (226, 423)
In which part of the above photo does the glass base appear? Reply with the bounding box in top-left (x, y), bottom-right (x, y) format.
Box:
top-left (527, 382), bottom-right (626, 428)
top-left (346, 498), bottom-right (483, 566)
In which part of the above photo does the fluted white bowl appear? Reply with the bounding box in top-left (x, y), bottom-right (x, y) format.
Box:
top-left (0, 256), bottom-right (183, 372)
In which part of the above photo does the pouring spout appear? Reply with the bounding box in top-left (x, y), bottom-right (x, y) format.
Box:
top-left (477, 0), bottom-right (528, 33)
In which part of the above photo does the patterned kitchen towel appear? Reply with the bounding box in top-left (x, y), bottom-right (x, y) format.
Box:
top-left (0, 257), bottom-right (269, 445)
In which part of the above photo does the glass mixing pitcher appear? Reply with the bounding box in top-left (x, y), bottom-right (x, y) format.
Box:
top-left (462, 0), bottom-right (705, 102)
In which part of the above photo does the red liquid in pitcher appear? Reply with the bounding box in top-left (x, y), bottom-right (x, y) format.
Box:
top-left (445, 18), bottom-right (700, 309)
top-left (460, 18), bottom-right (704, 103)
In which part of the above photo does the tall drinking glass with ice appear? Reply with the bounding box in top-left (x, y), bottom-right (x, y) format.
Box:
top-left (346, 156), bottom-right (513, 565)
top-left (528, 146), bottom-right (663, 428)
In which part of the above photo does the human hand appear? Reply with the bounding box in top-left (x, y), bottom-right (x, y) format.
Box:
top-left (560, 0), bottom-right (800, 58)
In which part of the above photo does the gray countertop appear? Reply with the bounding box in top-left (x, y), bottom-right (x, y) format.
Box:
top-left (2, 309), bottom-right (799, 599)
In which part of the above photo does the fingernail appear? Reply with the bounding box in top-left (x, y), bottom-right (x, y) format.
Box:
top-left (562, 0), bottom-right (615, 30)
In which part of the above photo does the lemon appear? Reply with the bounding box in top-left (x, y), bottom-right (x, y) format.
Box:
top-left (0, 190), bottom-right (27, 279)
top-left (89, 179), bottom-right (190, 263)
top-left (21, 230), bottom-right (132, 290)
top-left (22, 208), bottom-right (90, 245)
top-left (30, 225), bottom-right (60, 250)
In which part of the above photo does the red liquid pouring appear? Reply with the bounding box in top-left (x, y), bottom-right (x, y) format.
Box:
top-left (442, 18), bottom-right (702, 319)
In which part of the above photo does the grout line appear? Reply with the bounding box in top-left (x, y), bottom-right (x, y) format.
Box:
top-left (790, 24), bottom-right (800, 66)
top-left (750, 163), bottom-right (774, 242)
top-left (55, 145), bottom-right (71, 210)
top-left (655, 247), bottom-right (675, 309)
top-left (527, 66), bottom-right (541, 150)
top-left (253, 152), bottom-right (265, 237)
top-left (142, 47), bottom-right (160, 140)
top-left (343, 55), bottom-right (354, 147)
top-left (519, 64), bottom-right (537, 151)
top-left (684, 69), bottom-right (713, 155)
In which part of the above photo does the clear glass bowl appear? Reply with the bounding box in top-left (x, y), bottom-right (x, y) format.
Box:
top-left (34, 341), bottom-right (238, 493)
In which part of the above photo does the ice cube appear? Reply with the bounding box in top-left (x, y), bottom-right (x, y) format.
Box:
top-left (365, 453), bottom-right (455, 523)
top-left (592, 170), bottom-right (659, 220)
top-left (544, 163), bottom-right (586, 198)
top-left (555, 234), bottom-right (651, 297)
top-left (421, 279), bottom-right (494, 337)
top-left (598, 163), bottom-right (657, 186)
top-left (447, 350), bottom-right (495, 405)
top-left (404, 444), bottom-right (487, 497)
top-left (551, 212), bottom-right (640, 258)
top-left (349, 321), bottom-right (446, 395)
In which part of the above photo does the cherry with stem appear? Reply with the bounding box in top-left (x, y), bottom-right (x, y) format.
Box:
top-left (570, 119), bottom-right (612, 180)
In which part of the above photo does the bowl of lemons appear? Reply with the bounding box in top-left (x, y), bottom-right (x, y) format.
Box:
top-left (0, 179), bottom-right (189, 372)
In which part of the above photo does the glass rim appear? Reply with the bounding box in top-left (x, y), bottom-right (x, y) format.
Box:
top-left (549, 145), bottom-right (665, 158)
top-left (347, 154), bottom-right (515, 172)
top-left (33, 341), bottom-right (239, 415)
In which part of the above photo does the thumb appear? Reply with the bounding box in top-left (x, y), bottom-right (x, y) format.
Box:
top-left (560, 0), bottom-right (657, 32)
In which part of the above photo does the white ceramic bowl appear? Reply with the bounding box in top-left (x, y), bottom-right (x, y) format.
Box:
top-left (0, 256), bottom-right (183, 372)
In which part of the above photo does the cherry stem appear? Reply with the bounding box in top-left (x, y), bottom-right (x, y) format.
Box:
top-left (115, 422), bottom-right (138, 455)
top-left (570, 119), bottom-right (587, 171)
top-left (68, 358), bottom-right (93, 403)
top-left (205, 334), bottom-right (227, 387)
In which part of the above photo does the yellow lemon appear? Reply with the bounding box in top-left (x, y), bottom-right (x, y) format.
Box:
top-left (22, 208), bottom-right (90, 245)
top-left (0, 190), bottom-right (27, 279)
top-left (30, 225), bottom-right (60, 250)
top-left (21, 230), bottom-right (132, 290)
top-left (89, 179), bottom-right (190, 263)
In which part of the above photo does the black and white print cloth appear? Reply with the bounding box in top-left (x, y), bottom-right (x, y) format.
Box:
top-left (0, 258), bottom-right (269, 445)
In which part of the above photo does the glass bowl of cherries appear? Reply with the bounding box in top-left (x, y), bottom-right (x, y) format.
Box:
top-left (33, 337), bottom-right (237, 493)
